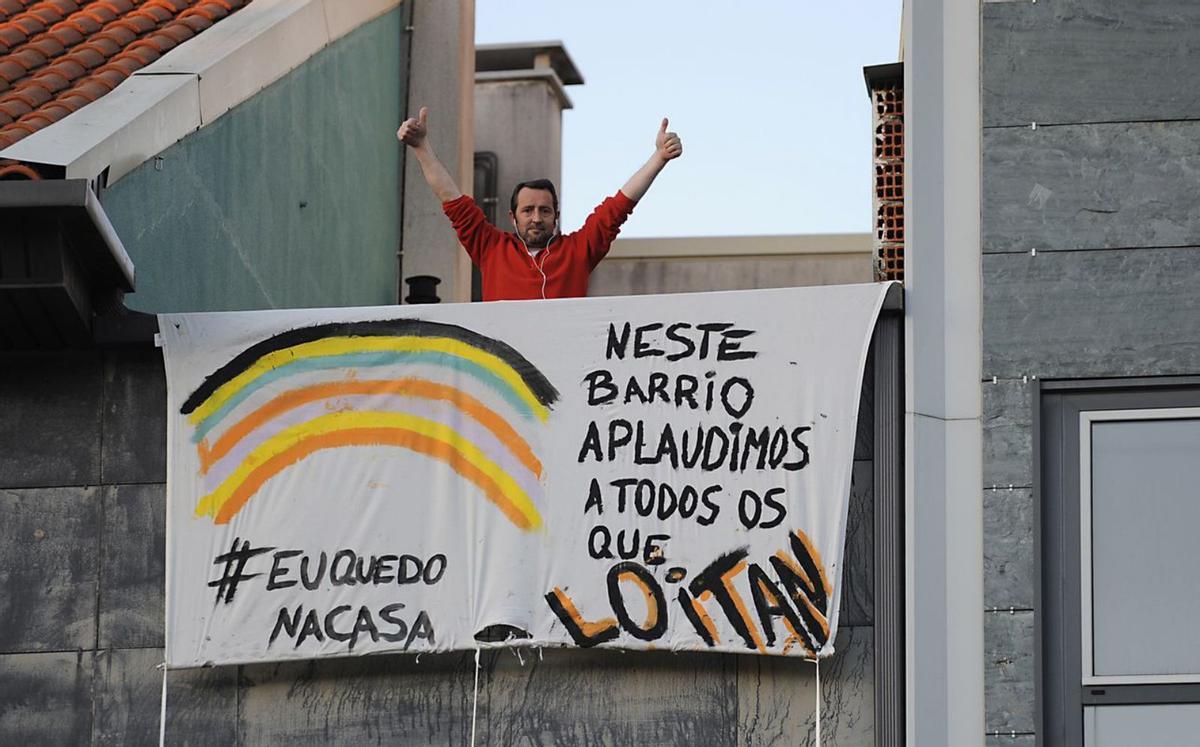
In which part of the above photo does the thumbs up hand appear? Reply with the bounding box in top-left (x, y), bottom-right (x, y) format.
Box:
top-left (655, 117), bottom-right (683, 163)
top-left (397, 106), bottom-right (429, 149)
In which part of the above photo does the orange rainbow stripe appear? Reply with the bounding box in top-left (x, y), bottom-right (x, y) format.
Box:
top-left (195, 411), bottom-right (542, 529)
top-left (197, 378), bottom-right (542, 478)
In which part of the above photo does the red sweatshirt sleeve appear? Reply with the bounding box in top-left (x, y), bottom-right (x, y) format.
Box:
top-left (574, 190), bottom-right (637, 269)
top-left (442, 195), bottom-right (504, 264)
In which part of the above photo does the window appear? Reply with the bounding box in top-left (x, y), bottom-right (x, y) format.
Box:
top-left (1080, 410), bottom-right (1200, 684)
top-left (1041, 382), bottom-right (1200, 746)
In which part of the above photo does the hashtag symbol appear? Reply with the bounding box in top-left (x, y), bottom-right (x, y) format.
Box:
top-left (208, 537), bottom-right (275, 605)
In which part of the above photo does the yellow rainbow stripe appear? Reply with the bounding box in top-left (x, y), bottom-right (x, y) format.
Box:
top-left (195, 410), bottom-right (543, 530)
top-left (197, 378), bottom-right (543, 478)
top-left (187, 336), bottom-right (550, 428)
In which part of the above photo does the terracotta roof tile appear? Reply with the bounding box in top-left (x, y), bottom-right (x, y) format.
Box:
top-left (93, 22), bottom-right (132, 45)
top-left (156, 22), bottom-right (193, 44)
top-left (0, 4), bottom-right (26, 25)
top-left (100, 51), bottom-right (135, 74)
top-left (65, 77), bottom-right (105, 100)
top-left (138, 31), bottom-right (177, 53)
top-left (21, 107), bottom-right (60, 127)
top-left (67, 42), bottom-right (104, 67)
top-left (44, 56), bottom-right (82, 78)
top-left (83, 33), bottom-right (118, 55)
top-left (0, 133), bottom-right (29, 150)
top-left (175, 13), bottom-right (210, 33)
top-left (121, 12), bottom-right (155, 33)
top-left (80, 6), bottom-right (117, 25)
top-left (120, 41), bottom-right (159, 65)
top-left (3, 120), bottom-right (37, 138)
top-left (11, 15), bottom-right (47, 36)
top-left (31, 67), bottom-right (69, 90)
top-left (187, 5), bottom-right (225, 22)
top-left (0, 0), bottom-right (254, 153)
top-left (27, 35), bottom-right (64, 56)
top-left (9, 44), bottom-right (45, 67)
top-left (136, 5), bottom-right (174, 24)
top-left (95, 0), bottom-right (133, 12)
top-left (0, 97), bottom-right (31, 117)
top-left (6, 80), bottom-right (50, 105)
top-left (0, 162), bottom-right (45, 180)
top-left (46, 23), bottom-right (83, 46)
top-left (0, 58), bottom-right (22, 82)
top-left (38, 99), bottom-right (68, 117)
top-left (62, 15), bottom-right (101, 36)
top-left (88, 62), bottom-right (121, 86)
top-left (28, 6), bottom-right (66, 25)
top-left (0, 26), bottom-right (23, 48)
top-left (54, 89), bottom-right (86, 108)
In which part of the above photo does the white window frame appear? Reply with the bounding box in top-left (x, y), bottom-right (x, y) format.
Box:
top-left (1079, 406), bottom-right (1200, 686)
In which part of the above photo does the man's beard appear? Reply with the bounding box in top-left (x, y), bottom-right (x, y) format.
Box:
top-left (519, 225), bottom-right (554, 249)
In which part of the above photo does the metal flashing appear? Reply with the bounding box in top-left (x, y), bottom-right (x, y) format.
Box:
top-left (0, 72), bottom-right (200, 183)
top-left (863, 61), bottom-right (903, 96)
top-left (323, 0), bottom-right (399, 42)
top-left (135, 0), bottom-right (329, 125)
top-left (0, 178), bottom-right (133, 289)
top-left (0, 178), bottom-right (136, 349)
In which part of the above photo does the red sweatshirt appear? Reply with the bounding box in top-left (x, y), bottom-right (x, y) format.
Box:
top-left (442, 191), bottom-right (636, 301)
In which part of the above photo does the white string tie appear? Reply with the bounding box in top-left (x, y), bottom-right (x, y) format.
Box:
top-left (814, 657), bottom-right (822, 747)
top-left (469, 647), bottom-right (482, 747)
top-left (157, 663), bottom-right (168, 747)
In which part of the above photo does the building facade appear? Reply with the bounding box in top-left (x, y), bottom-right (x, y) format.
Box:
top-left (7, 0), bottom-right (1194, 743)
top-left (0, 2), bottom-right (888, 743)
top-left (980, 1), bottom-right (1200, 744)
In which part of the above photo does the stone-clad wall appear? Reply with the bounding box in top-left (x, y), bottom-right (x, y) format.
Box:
top-left (0, 345), bottom-right (879, 745)
top-left (981, 0), bottom-right (1200, 742)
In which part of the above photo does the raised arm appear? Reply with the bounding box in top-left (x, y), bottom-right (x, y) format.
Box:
top-left (397, 106), bottom-right (463, 203)
top-left (620, 118), bottom-right (684, 202)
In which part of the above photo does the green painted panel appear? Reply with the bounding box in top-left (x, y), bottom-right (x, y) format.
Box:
top-left (105, 8), bottom-right (408, 312)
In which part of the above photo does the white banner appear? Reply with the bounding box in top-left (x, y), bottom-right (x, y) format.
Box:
top-left (161, 283), bottom-right (891, 668)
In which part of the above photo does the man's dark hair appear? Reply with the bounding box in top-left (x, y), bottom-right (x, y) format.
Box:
top-left (509, 179), bottom-right (559, 213)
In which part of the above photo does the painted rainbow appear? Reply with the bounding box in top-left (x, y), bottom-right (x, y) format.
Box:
top-left (180, 319), bottom-right (559, 529)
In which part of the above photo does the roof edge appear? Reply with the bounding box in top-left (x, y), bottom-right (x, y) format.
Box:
top-left (863, 61), bottom-right (904, 96)
top-left (475, 68), bottom-right (574, 110)
top-left (475, 41), bottom-right (584, 86)
top-left (608, 233), bottom-right (873, 260)
top-left (0, 0), bottom-right (402, 184)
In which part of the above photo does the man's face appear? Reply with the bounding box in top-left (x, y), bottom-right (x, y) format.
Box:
top-left (510, 187), bottom-right (558, 249)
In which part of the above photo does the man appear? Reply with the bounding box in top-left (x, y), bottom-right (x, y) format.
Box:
top-left (397, 107), bottom-right (683, 301)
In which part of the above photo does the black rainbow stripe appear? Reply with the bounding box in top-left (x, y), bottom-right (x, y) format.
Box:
top-left (180, 319), bottom-right (560, 415)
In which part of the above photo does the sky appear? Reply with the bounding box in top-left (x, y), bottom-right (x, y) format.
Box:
top-left (475, 1), bottom-right (902, 238)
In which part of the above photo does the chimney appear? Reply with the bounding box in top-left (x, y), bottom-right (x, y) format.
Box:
top-left (864, 63), bottom-right (904, 282)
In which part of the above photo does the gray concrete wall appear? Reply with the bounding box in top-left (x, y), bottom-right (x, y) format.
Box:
top-left (590, 234), bottom-right (874, 297)
top-left (401, 0), bottom-right (475, 303)
top-left (103, 8), bottom-right (409, 314)
top-left (474, 77), bottom-right (565, 220)
top-left (590, 254), bottom-right (873, 297)
top-left (0, 344), bottom-right (879, 744)
top-left (981, 0), bottom-right (1200, 741)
